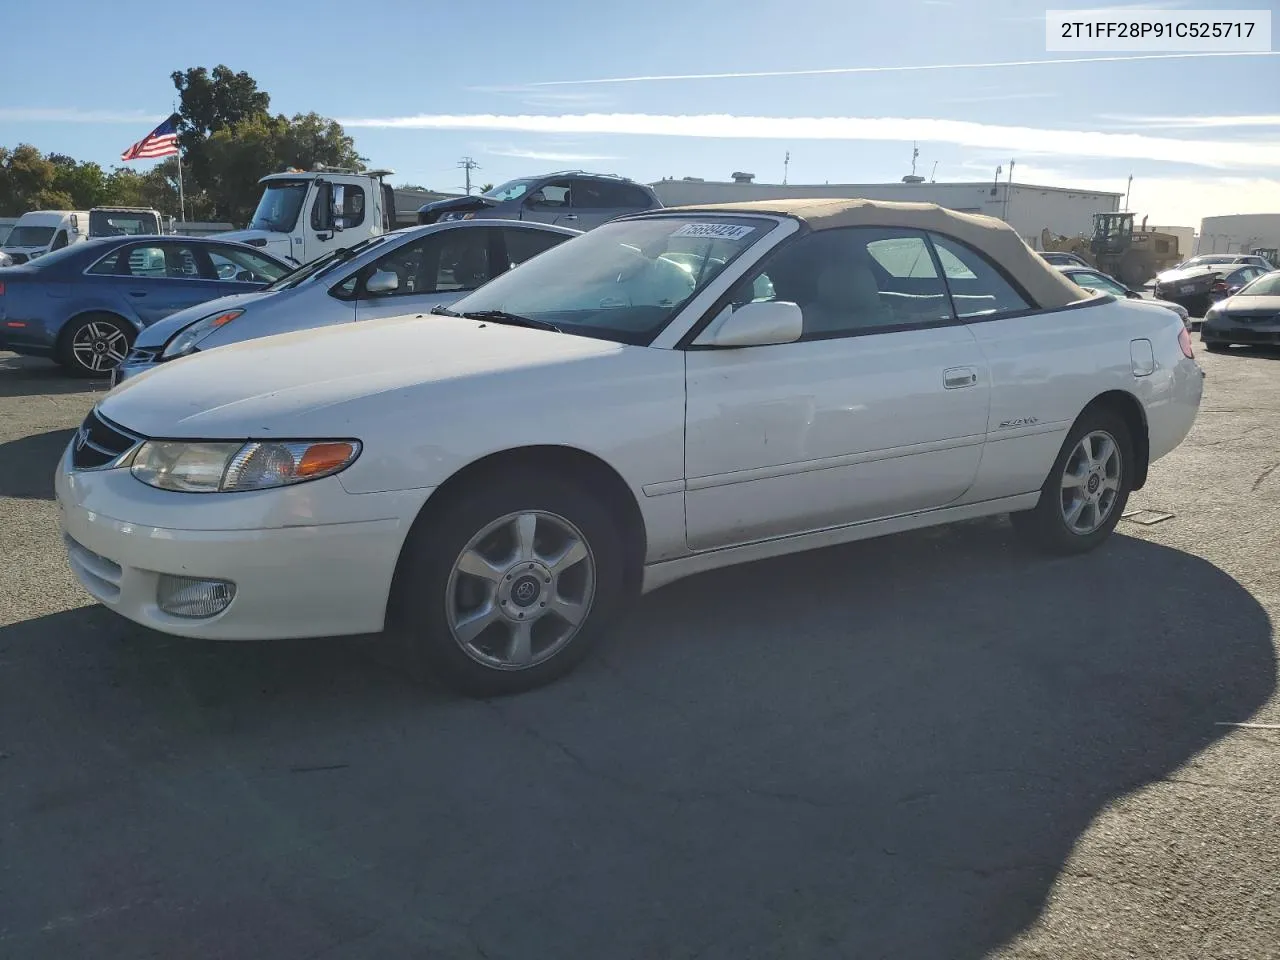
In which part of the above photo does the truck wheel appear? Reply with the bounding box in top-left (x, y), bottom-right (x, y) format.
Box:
top-left (58, 313), bottom-right (134, 378)
top-left (1010, 408), bottom-right (1133, 555)
top-left (389, 470), bottom-right (627, 697)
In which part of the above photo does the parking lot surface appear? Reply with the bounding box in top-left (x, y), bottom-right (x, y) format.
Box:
top-left (1, 345), bottom-right (1278, 960)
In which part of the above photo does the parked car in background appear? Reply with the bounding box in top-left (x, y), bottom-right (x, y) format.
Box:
top-left (112, 220), bottom-right (581, 385)
top-left (1173, 253), bottom-right (1274, 271)
top-left (1039, 250), bottom-right (1092, 268)
top-left (1201, 270), bottom-right (1280, 351)
top-left (417, 172), bottom-right (662, 230)
top-left (89, 207), bottom-right (170, 238)
top-left (1055, 264), bottom-right (1190, 328)
top-left (0, 250), bottom-right (12, 268)
top-left (0, 236), bottom-right (290, 376)
top-left (1, 210), bottom-right (89, 264)
top-left (1152, 262), bottom-right (1271, 317)
top-left (58, 199), bottom-right (1202, 697)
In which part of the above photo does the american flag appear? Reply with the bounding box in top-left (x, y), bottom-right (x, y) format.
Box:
top-left (120, 113), bottom-right (181, 162)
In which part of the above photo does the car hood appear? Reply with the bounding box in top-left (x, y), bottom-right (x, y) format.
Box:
top-left (1155, 265), bottom-right (1228, 285)
top-left (132, 290), bottom-right (278, 348)
top-left (100, 314), bottom-right (625, 437)
top-left (1215, 294), bottom-right (1280, 316)
top-left (418, 195), bottom-right (497, 215)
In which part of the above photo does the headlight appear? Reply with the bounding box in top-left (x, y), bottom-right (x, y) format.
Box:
top-left (130, 439), bottom-right (361, 492)
top-left (161, 309), bottom-right (244, 359)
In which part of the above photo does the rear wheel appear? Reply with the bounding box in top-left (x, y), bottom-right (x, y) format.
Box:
top-left (1011, 408), bottom-right (1133, 555)
top-left (58, 314), bottom-right (133, 378)
top-left (389, 471), bottom-right (627, 697)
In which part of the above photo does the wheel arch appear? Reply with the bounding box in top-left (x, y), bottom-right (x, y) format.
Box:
top-left (390, 444), bottom-right (649, 612)
top-left (1079, 389), bottom-right (1150, 490)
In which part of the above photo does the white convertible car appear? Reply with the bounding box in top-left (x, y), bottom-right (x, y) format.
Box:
top-left (56, 199), bottom-right (1204, 696)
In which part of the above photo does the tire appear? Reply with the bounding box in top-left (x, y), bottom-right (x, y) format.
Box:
top-left (389, 470), bottom-right (628, 697)
top-left (58, 313), bottom-right (134, 378)
top-left (1010, 407), bottom-right (1134, 555)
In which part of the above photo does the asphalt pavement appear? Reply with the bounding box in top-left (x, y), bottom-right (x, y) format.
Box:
top-left (1, 344), bottom-right (1278, 960)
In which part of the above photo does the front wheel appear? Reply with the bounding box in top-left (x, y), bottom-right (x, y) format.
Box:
top-left (1010, 409), bottom-right (1133, 555)
top-left (389, 471), bottom-right (627, 697)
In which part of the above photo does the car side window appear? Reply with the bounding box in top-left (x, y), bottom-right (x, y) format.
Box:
top-left (729, 227), bottom-right (954, 338)
top-left (207, 246), bottom-right (290, 283)
top-left (359, 229), bottom-right (492, 298)
top-left (311, 184), bottom-right (366, 231)
top-left (90, 244), bottom-right (195, 279)
top-left (50, 230), bottom-right (69, 251)
top-left (503, 228), bottom-right (569, 270)
top-left (929, 234), bottom-right (1033, 318)
top-left (582, 180), bottom-right (641, 208)
top-left (525, 180), bottom-right (572, 209)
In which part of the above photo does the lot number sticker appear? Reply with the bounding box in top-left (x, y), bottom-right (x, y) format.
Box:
top-left (670, 223), bottom-right (756, 241)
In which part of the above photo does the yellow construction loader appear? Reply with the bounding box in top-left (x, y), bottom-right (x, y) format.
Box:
top-left (1041, 213), bottom-right (1181, 287)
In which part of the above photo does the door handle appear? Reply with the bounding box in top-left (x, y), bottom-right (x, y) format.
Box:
top-left (561, 215), bottom-right (579, 221)
top-left (944, 366), bottom-right (978, 389)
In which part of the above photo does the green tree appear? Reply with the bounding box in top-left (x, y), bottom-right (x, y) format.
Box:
top-left (172, 65), bottom-right (271, 189)
top-left (0, 144), bottom-right (57, 215)
top-left (479, 183), bottom-right (494, 193)
top-left (48, 154), bottom-right (110, 209)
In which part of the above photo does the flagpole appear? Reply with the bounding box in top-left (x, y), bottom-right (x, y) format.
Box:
top-left (176, 147), bottom-right (187, 225)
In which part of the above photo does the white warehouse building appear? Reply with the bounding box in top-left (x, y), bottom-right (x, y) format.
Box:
top-left (1195, 213), bottom-right (1280, 256)
top-left (650, 176), bottom-right (1123, 249)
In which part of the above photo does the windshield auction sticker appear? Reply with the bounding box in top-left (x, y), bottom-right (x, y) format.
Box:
top-left (1046, 9), bottom-right (1271, 51)
top-left (671, 223), bottom-right (757, 241)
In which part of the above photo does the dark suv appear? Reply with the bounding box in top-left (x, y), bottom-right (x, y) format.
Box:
top-left (418, 171), bottom-right (661, 230)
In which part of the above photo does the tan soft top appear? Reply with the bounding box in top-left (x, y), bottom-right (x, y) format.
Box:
top-left (668, 197), bottom-right (1086, 310)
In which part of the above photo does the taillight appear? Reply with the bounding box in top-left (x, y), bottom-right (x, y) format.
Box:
top-left (1178, 326), bottom-right (1194, 359)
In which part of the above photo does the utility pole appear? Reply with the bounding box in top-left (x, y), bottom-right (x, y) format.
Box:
top-left (783, 151), bottom-right (790, 185)
top-left (1123, 174), bottom-right (1133, 212)
top-left (911, 142), bottom-right (919, 178)
top-left (1002, 159), bottom-right (1015, 222)
top-left (458, 156), bottom-right (481, 195)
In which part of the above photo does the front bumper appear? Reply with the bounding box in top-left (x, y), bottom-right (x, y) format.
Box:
top-left (1201, 317), bottom-right (1280, 346)
top-left (54, 443), bottom-right (433, 640)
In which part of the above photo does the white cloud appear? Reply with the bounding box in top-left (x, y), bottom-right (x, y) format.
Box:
top-left (1100, 114), bottom-right (1280, 129)
top-left (0, 107), bottom-right (164, 124)
top-left (484, 146), bottom-right (622, 162)
top-left (522, 50), bottom-right (1275, 86)
top-left (338, 112), bottom-right (1280, 170)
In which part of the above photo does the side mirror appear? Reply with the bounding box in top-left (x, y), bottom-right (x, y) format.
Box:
top-left (694, 300), bottom-right (804, 348)
top-left (365, 269), bottom-right (400, 296)
top-left (313, 180), bottom-right (334, 233)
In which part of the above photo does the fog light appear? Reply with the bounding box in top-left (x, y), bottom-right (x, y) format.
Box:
top-left (156, 575), bottom-right (236, 618)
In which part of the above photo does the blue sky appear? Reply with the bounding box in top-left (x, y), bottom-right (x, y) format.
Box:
top-left (1, 0), bottom-right (1278, 226)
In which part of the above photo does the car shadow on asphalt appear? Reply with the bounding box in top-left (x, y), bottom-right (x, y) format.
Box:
top-left (1, 520), bottom-right (1273, 959)
top-left (0, 353), bottom-right (107, 398)
top-left (0, 428), bottom-right (74, 498)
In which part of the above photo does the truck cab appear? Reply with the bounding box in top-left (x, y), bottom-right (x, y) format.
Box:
top-left (1, 210), bottom-right (89, 264)
top-left (219, 168), bottom-right (398, 265)
top-left (89, 207), bottom-right (170, 238)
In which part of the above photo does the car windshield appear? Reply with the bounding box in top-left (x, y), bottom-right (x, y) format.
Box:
top-left (263, 235), bottom-right (390, 291)
top-left (1236, 272), bottom-right (1280, 296)
top-left (89, 211), bottom-right (157, 236)
top-left (248, 181), bottom-right (308, 233)
top-left (1178, 256), bottom-right (1233, 268)
top-left (482, 179), bottom-right (534, 201)
top-left (446, 216), bottom-right (776, 345)
top-left (4, 226), bottom-right (56, 248)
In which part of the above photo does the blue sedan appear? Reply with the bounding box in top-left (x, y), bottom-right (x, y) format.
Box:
top-left (0, 235), bottom-right (291, 376)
